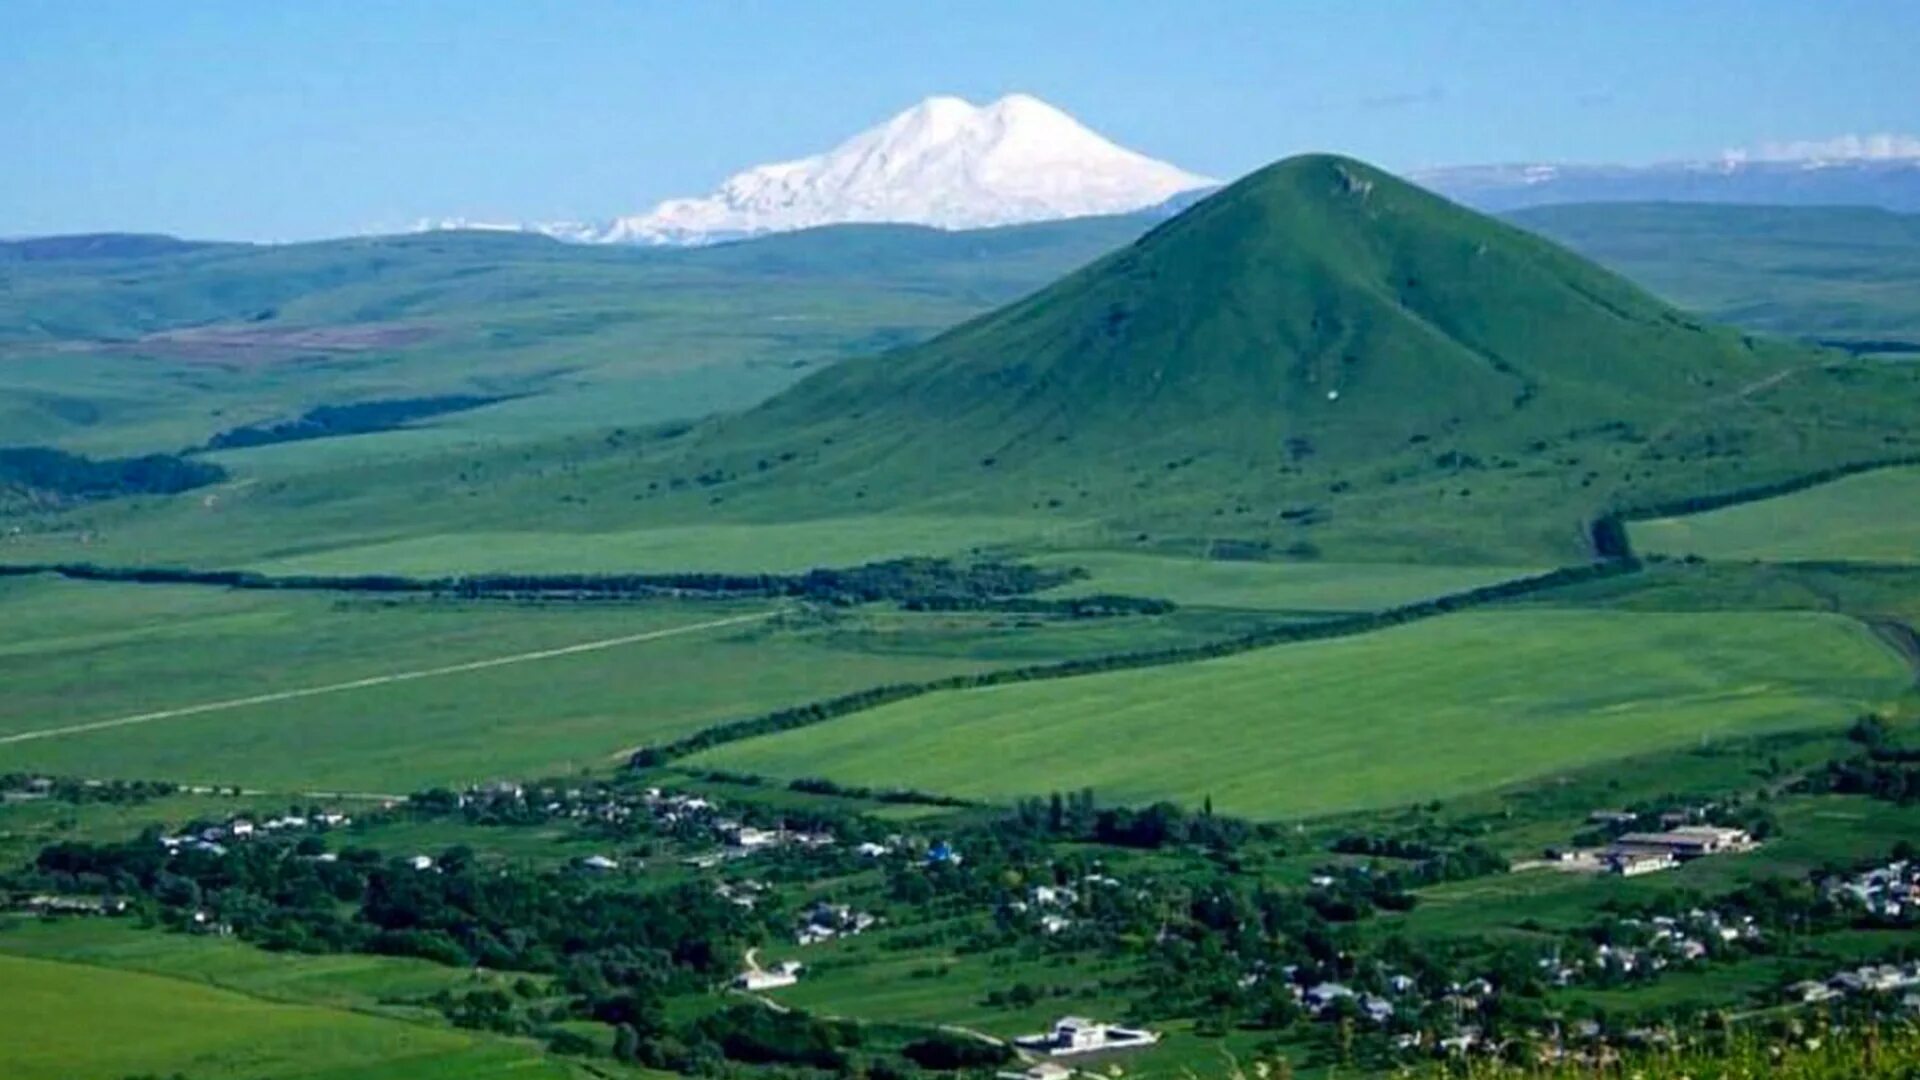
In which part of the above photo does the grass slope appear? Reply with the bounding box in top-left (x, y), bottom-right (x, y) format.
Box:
top-left (0, 952), bottom-right (570, 1080)
top-left (1633, 464), bottom-right (1920, 564)
top-left (691, 608), bottom-right (1910, 819)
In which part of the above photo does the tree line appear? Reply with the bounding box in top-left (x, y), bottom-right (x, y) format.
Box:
top-left (0, 555), bottom-right (1086, 607)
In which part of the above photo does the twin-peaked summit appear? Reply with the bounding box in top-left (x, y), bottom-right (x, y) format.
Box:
top-left (562, 94), bottom-right (1212, 245)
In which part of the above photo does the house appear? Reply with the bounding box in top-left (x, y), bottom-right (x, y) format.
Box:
top-left (1304, 983), bottom-right (1355, 1012)
top-left (1040, 914), bottom-right (1073, 935)
top-left (855, 842), bottom-right (890, 858)
top-left (731, 826), bottom-right (779, 850)
top-left (1359, 994), bottom-right (1395, 1024)
top-left (580, 855), bottom-right (619, 872)
top-left (926, 841), bottom-right (962, 866)
top-left (1014, 1017), bottom-right (1160, 1056)
top-left (736, 969), bottom-right (799, 991)
top-left (1033, 884), bottom-right (1078, 907)
top-left (1789, 980), bottom-right (1840, 1004)
top-left (736, 960), bottom-right (803, 991)
top-left (1604, 849), bottom-right (1677, 877)
top-left (407, 854), bottom-right (435, 871)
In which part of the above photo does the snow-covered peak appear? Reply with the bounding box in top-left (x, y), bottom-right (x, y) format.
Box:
top-left (563, 94), bottom-right (1212, 245)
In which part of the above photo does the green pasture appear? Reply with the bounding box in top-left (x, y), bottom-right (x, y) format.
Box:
top-left (252, 515), bottom-right (1071, 576)
top-left (0, 951), bottom-right (572, 1080)
top-left (0, 575), bottom-right (1243, 792)
top-left (692, 609), bottom-right (1911, 819)
top-left (1633, 466), bottom-right (1920, 565)
top-left (1035, 551), bottom-right (1540, 611)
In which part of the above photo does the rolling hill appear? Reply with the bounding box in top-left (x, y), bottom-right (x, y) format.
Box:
top-left (1510, 202), bottom-right (1920, 349)
top-left (598, 155), bottom-right (1920, 562)
top-left (10, 155), bottom-right (1920, 571)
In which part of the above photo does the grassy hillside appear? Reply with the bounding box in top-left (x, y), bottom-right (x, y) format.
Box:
top-left (1511, 201), bottom-right (1920, 348)
top-left (0, 952), bottom-right (572, 1080)
top-left (0, 217), bottom-right (1148, 456)
top-left (689, 607), bottom-right (1911, 818)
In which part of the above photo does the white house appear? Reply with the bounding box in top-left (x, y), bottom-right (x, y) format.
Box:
top-left (1014, 1017), bottom-right (1160, 1056)
top-left (736, 959), bottom-right (803, 991)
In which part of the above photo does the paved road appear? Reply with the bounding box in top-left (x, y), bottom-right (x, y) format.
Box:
top-left (0, 608), bottom-right (779, 748)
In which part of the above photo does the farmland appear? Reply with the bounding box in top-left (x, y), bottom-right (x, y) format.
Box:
top-left (1033, 551), bottom-right (1541, 612)
top-left (691, 608), bottom-right (1911, 818)
top-left (1632, 464), bottom-right (1920, 564)
top-left (0, 573), bottom-right (1263, 790)
top-left (0, 952), bottom-right (576, 1080)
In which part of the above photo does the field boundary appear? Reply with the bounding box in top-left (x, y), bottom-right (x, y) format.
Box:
top-left (634, 558), bottom-right (1644, 766)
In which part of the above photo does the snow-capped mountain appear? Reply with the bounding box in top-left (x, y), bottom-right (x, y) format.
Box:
top-left (1417, 133), bottom-right (1920, 213)
top-left (455, 94), bottom-right (1211, 246)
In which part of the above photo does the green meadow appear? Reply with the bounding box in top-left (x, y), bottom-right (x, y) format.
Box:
top-left (1034, 551), bottom-right (1540, 611)
top-left (0, 574), bottom-right (1250, 791)
top-left (1633, 465), bottom-right (1920, 564)
top-left (692, 608), bottom-right (1911, 819)
top-left (0, 952), bottom-right (575, 1080)
top-left (252, 515), bottom-right (1071, 576)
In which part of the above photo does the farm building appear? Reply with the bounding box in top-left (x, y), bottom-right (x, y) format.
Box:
top-left (735, 959), bottom-right (803, 991)
top-left (1613, 825), bottom-right (1754, 857)
top-left (1015, 1017), bottom-right (1160, 1056)
top-left (1604, 849), bottom-right (1678, 876)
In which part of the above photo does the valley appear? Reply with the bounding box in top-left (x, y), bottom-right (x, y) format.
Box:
top-left (6, 156), bottom-right (1920, 1080)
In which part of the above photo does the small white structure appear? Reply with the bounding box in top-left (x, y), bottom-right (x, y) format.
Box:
top-left (580, 855), bottom-right (620, 872)
top-left (736, 959), bottom-right (803, 991)
top-left (1014, 1017), bottom-right (1160, 1057)
top-left (407, 854), bottom-right (435, 871)
top-left (1605, 849), bottom-right (1677, 877)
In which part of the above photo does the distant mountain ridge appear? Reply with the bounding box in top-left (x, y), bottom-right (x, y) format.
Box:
top-left (1421, 151), bottom-right (1920, 213)
top-left (429, 94), bottom-right (1212, 246)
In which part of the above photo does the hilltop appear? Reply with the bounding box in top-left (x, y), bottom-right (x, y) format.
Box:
top-left (625, 155), bottom-right (1920, 561)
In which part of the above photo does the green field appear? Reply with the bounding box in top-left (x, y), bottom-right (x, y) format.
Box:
top-left (0, 577), bottom-right (939, 790)
top-left (0, 918), bottom-right (512, 1014)
top-left (0, 575), bottom-right (1253, 791)
top-left (253, 514), bottom-right (1074, 576)
top-left (1633, 465), bottom-right (1920, 564)
top-left (692, 608), bottom-right (1911, 818)
top-left (0, 951), bottom-right (574, 1080)
top-left (1035, 551), bottom-right (1540, 611)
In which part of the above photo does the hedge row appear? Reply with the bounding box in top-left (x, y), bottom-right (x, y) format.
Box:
top-left (0, 556), bottom-right (1079, 607)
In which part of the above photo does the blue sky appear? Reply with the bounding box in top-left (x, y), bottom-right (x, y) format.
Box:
top-left (5, 0), bottom-right (1917, 240)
